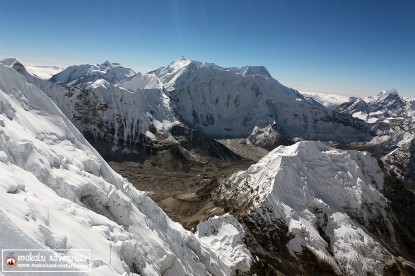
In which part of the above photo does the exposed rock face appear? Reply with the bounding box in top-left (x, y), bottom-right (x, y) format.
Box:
top-left (380, 133), bottom-right (415, 184)
top-left (248, 124), bottom-right (290, 150)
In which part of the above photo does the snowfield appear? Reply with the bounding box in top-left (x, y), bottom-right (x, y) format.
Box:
top-left (0, 63), bottom-right (251, 275)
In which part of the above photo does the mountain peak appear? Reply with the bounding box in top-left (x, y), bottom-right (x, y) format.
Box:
top-left (0, 58), bottom-right (19, 67)
top-left (371, 89), bottom-right (403, 108)
top-left (101, 60), bottom-right (112, 66)
top-left (0, 58), bottom-right (29, 76)
top-left (176, 55), bottom-right (186, 62)
top-left (380, 88), bottom-right (399, 97)
top-left (101, 60), bottom-right (122, 67)
top-left (166, 56), bottom-right (193, 72)
top-left (50, 61), bottom-right (135, 85)
top-left (240, 65), bottom-right (271, 78)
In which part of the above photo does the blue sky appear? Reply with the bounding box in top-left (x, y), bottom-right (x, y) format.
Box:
top-left (0, 0), bottom-right (414, 97)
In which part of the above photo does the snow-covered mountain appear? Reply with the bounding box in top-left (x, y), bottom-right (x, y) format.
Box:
top-left (44, 57), bottom-right (387, 148)
top-left (336, 89), bottom-right (415, 183)
top-left (50, 61), bottom-right (135, 86)
top-left (8, 58), bottom-right (413, 184)
top-left (5, 57), bottom-right (379, 158)
top-left (0, 63), bottom-right (252, 275)
top-left (336, 89), bottom-right (414, 123)
top-left (380, 131), bottom-right (415, 183)
top-left (216, 141), bottom-right (413, 274)
top-left (2, 56), bottom-right (414, 274)
top-left (117, 72), bottom-right (163, 90)
top-left (1, 58), bottom-right (240, 174)
top-left (1, 59), bottom-right (176, 148)
top-left (150, 57), bottom-right (381, 144)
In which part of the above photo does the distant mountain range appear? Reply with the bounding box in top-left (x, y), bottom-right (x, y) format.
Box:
top-left (3, 56), bottom-right (413, 184)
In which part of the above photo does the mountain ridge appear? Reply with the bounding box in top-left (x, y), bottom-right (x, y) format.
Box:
top-left (49, 61), bottom-right (136, 86)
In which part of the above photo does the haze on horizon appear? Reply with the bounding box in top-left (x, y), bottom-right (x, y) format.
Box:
top-left (0, 0), bottom-right (414, 97)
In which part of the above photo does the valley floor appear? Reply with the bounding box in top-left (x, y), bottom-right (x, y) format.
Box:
top-left (108, 158), bottom-right (253, 230)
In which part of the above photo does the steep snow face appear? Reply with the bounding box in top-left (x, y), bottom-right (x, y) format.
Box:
top-left (155, 57), bottom-right (375, 143)
top-left (238, 65), bottom-right (272, 78)
top-left (0, 64), bottom-right (249, 275)
top-left (368, 89), bottom-right (405, 111)
top-left (218, 141), bottom-right (390, 275)
top-left (8, 57), bottom-right (378, 147)
top-left (81, 79), bottom-right (178, 144)
top-left (1, 59), bottom-right (178, 147)
top-left (117, 72), bottom-right (163, 90)
top-left (196, 215), bottom-right (252, 274)
top-left (378, 127), bottom-right (415, 182)
top-left (49, 61), bottom-right (135, 86)
top-left (383, 134), bottom-right (415, 181)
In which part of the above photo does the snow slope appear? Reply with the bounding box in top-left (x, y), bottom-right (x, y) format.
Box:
top-left (196, 215), bottom-right (252, 275)
top-left (153, 57), bottom-right (378, 143)
top-left (0, 63), bottom-right (251, 275)
top-left (117, 72), bottom-right (163, 90)
top-left (50, 61), bottom-right (135, 86)
top-left (218, 141), bottom-right (394, 275)
top-left (381, 132), bottom-right (415, 182)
